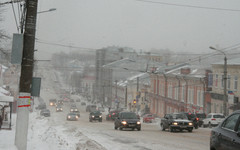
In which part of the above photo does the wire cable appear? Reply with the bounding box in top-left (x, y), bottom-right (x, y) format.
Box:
top-left (136, 0), bottom-right (240, 12)
top-left (11, 0), bottom-right (19, 32)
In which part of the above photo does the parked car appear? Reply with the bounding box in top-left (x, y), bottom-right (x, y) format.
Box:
top-left (66, 112), bottom-right (79, 121)
top-left (143, 114), bottom-right (155, 123)
top-left (160, 113), bottom-right (194, 132)
top-left (106, 110), bottom-right (121, 121)
top-left (114, 111), bottom-right (141, 131)
top-left (210, 110), bottom-right (240, 150)
top-left (89, 111), bottom-right (102, 122)
top-left (86, 105), bottom-right (97, 112)
top-left (203, 113), bottom-right (225, 128)
top-left (49, 99), bottom-right (57, 106)
top-left (180, 112), bottom-right (199, 129)
top-left (40, 109), bottom-right (51, 117)
top-left (56, 105), bottom-right (63, 112)
top-left (196, 113), bottom-right (206, 127)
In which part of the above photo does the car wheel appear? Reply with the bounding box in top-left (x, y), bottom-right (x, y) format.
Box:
top-left (161, 124), bottom-right (165, 131)
top-left (114, 126), bottom-right (118, 130)
top-left (188, 129), bottom-right (192, 132)
top-left (120, 127), bottom-right (123, 130)
top-left (169, 126), bottom-right (173, 132)
top-left (137, 127), bottom-right (141, 131)
top-left (132, 128), bottom-right (135, 131)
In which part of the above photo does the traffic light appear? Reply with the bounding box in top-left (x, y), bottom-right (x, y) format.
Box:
top-left (133, 99), bottom-right (136, 104)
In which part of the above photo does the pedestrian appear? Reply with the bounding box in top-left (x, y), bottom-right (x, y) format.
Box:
top-left (0, 115), bottom-right (2, 129)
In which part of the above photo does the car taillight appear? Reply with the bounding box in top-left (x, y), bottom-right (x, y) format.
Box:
top-left (113, 113), bottom-right (115, 115)
top-left (196, 118), bottom-right (199, 121)
top-left (109, 115), bottom-right (111, 117)
top-left (211, 118), bottom-right (216, 121)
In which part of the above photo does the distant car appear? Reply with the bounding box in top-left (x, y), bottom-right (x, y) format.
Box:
top-left (160, 113), bottom-right (193, 132)
top-left (72, 110), bottom-right (80, 117)
top-left (196, 113), bottom-right (206, 127)
top-left (89, 111), bottom-right (102, 122)
top-left (210, 110), bottom-right (240, 150)
top-left (70, 107), bottom-right (78, 112)
top-left (180, 112), bottom-right (199, 129)
top-left (56, 105), bottom-right (63, 112)
top-left (81, 102), bottom-right (86, 106)
top-left (40, 109), bottom-right (51, 117)
top-left (66, 112), bottom-right (79, 121)
top-left (114, 111), bottom-right (141, 131)
top-left (86, 105), bottom-right (97, 112)
top-left (203, 113), bottom-right (225, 128)
top-left (69, 99), bottom-right (74, 103)
top-left (143, 114), bottom-right (155, 123)
top-left (49, 99), bottom-right (57, 106)
top-left (106, 110), bottom-right (121, 121)
top-left (57, 100), bottom-right (64, 105)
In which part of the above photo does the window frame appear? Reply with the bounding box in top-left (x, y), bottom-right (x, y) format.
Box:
top-left (221, 113), bottom-right (240, 132)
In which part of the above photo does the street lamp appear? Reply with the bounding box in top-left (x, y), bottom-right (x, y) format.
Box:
top-left (37, 8), bottom-right (56, 14)
top-left (209, 46), bottom-right (228, 116)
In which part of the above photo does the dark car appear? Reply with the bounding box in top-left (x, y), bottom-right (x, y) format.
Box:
top-left (196, 113), bottom-right (206, 127)
top-left (49, 99), bottom-right (57, 106)
top-left (106, 110), bottom-right (121, 121)
top-left (160, 113), bottom-right (194, 132)
top-left (114, 112), bottom-right (141, 131)
top-left (72, 110), bottom-right (80, 117)
top-left (210, 110), bottom-right (240, 150)
top-left (81, 102), bottom-right (86, 106)
top-left (40, 109), bottom-right (51, 117)
top-left (181, 112), bottom-right (199, 129)
top-left (56, 105), bottom-right (63, 112)
top-left (66, 112), bottom-right (79, 121)
top-left (36, 102), bottom-right (46, 110)
top-left (89, 111), bottom-right (102, 122)
top-left (57, 100), bottom-right (64, 105)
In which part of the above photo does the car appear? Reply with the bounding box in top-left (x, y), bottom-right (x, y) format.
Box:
top-left (203, 113), bottom-right (225, 128)
top-left (70, 106), bottom-right (78, 112)
top-left (160, 113), bottom-right (194, 132)
top-left (86, 105), bottom-right (97, 112)
top-left (180, 112), bottom-right (199, 129)
top-left (56, 105), bottom-right (63, 112)
top-left (114, 111), bottom-right (141, 131)
top-left (196, 113), bottom-right (206, 127)
top-left (36, 102), bottom-right (46, 110)
top-left (49, 99), bottom-right (57, 106)
top-left (106, 110), bottom-right (121, 121)
top-left (57, 100), bottom-right (64, 105)
top-left (210, 110), bottom-right (240, 150)
top-left (89, 111), bottom-right (102, 122)
top-left (66, 112), bottom-right (79, 121)
top-left (40, 109), bottom-right (51, 117)
top-left (143, 114), bottom-right (155, 123)
top-left (81, 102), bottom-right (86, 106)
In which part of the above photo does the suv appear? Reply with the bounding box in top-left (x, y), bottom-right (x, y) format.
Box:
top-left (89, 111), bottom-right (102, 122)
top-left (180, 112), bottom-right (199, 129)
top-left (203, 113), bottom-right (225, 127)
top-left (196, 113), bottom-right (206, 127)
top-left (114, 112), bottom-right (141, 131)
top-left (210, 110), bottom-right (240, 150)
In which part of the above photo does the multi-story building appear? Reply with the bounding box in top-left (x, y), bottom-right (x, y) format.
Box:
top-left (211, 58), bottom-right (240, 114)
top-left (149, 64), bottom-right (211, 117)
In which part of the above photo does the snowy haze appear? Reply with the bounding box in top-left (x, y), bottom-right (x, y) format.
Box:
top-left (2, 0), bottom-right (240, 59)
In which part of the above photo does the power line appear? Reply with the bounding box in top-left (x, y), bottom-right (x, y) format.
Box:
top-left (11, 0), bottom-right (19, 32)
top-left (136, 0), bottom-right (240, 12)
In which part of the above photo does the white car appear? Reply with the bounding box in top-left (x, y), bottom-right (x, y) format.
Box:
top-left (202, 113), bottom-right (225, 127)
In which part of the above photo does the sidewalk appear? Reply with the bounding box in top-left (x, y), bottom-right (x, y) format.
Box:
top-left (0, 114), bottom-right (17, 150)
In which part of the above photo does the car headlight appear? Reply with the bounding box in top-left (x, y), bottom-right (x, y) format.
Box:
top-left (60, 108), bottom-right (62, 110)
top-left (137, 121), bottom-right (141, 125)
top-left (188, 122), bottom-right (193, 126)
top-left (99, 115), bottom-right (102, 118)
top-left (71, 109), bottom-right (73, 111)
top-left (75, 109), bottom-right (77, 111)
top-left (92, 115), bottom-right (95, 118)
top-left (173, 122), bottom-right (178, 125)
top-left (57, 109), bottom-right (59, 110)
top-left (121, 121), bottom-right (127, 125)
top-left (68, 116), bottom-right (71, 119)
top-left (76, 116), bottom-right (78, 119)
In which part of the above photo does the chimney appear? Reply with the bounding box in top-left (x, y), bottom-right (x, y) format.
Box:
top-left (181, 68), bottom-right (191, 74)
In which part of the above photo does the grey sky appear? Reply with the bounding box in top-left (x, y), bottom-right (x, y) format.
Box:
top-left (2, 0), bottom-right (240, 59)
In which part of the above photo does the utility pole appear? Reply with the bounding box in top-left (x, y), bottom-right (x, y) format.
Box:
top-left (15, 0), bottom-right (38, 150)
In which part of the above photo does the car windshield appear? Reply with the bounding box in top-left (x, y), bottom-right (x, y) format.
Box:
top-left (213, 115), bottom-right (225, 118)
top-left (92, 111), bottom-right (101, 115)
top-left (172, 114), bottom-right (188, 119)
top-left (121, 113), bottom-right (138, 119)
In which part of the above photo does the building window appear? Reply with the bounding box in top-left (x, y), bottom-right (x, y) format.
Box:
top-left (215, 74), bottom-right (218, 87)
top-left (175, 86), bottom-right (179, 101)
top-left (234, 76), bottom-right (238, 90)
top-left (227, 75), bottom-right (231, 89)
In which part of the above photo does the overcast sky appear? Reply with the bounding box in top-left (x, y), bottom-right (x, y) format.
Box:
top-left (2, 0), bottom-right (240, 59)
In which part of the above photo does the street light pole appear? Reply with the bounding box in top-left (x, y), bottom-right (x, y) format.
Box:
top-left (209, 46), bottom-right (228, 116)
